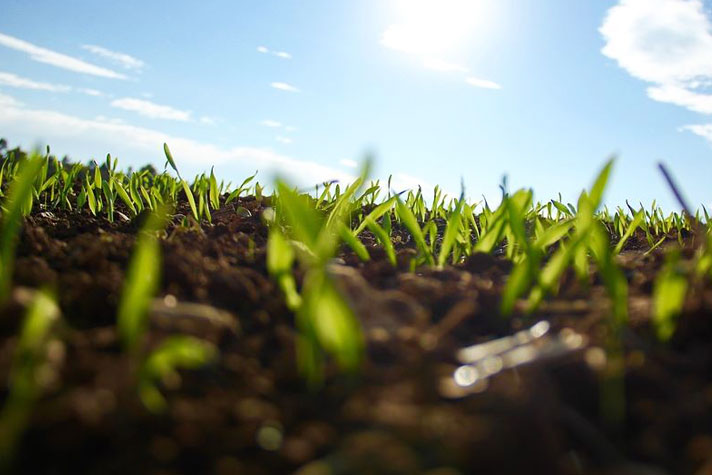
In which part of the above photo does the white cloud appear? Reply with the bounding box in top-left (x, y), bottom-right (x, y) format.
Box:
top-left (647, 84), bottom-right (712, 114)
top-left (0, 92), bottom-right (22, 107)
top-left (94, 115), bottom-right (125, 125)
top-left (0, 93), bottom-right (354, 186)
top-left (465, 76), bottom-right (501, 89)
top-left (681, 123), bottom-right (712, 139)
top-left (111, 97), bottom-right (191, 121)
top-left (199, 116), bottom-right (216, 125)
top-left (0, 32), bottom-right (127, 79)
top-left (600, 0), bottom-right (712, 115)
top-left (339, 158), bottom-right (358, 168)
top-left (270, 82), bottom-right (300, 93)
top-left (80, 88), bottom-right (104, 97)
top-left (276, 136), bottom-right (293, 144)
top-left (0, 72), bottom-right (108, 97)
top-left (257, 45), bottom-right (292, 59)
top-left (0, 71), bottom-right (71, 92)
top-left (81, 44), bottom-right (144, 70)
top-left (260, 119), bottom-right (282, 128)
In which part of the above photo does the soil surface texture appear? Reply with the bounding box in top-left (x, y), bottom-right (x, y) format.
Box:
top-left (2, 197), bottom-right (712, 475)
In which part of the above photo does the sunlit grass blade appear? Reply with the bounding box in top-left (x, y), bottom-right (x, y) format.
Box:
top-left (117, 205), bottom-right (170, 353)
top-left (266, 226), bottom-right (302, 310)
top-left (339, 223), bottom-right (370, 261)
top-left (138, 335), bottom-right (216, 413)
top-left (532, 219), bottom-right (573, 250)
top-left (0, 153), bottom-right (45, 303)
top-left (181, 180), bottom-right (199, 221)
top-left (276, 181), bottom-right (325, 257)
top-left (652, 251), bottom-right (687, 341)
top-left (365, 216), bottom-right (397, 266)
top-left (353, 195), bottom-right (397, 236)
top-left (613, 210), bottom-right (644, 254)
top-left (301, 272), bottom-right (362, 373)
top-left (163, 143), bottom-right (182, 179)
top-left (114, 180), bottom-right (137, 216)
top-left (473, 212), bottom-right (506, 254)
top-left (438, 189), bottom-right (465, 267)
top-left (589, 158), bottom-right (614, 211)
top-left (395, 195), bottom-right (434, 265)
top-left (0, 289), bottom-right (60, 466)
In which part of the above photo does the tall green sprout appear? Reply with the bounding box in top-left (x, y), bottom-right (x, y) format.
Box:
top-left (0, 153), bottom-right (45, 304)
top-left (0, 289), bottom-right (60, 468)
top-left (268, 164), bottom-right (371, 384)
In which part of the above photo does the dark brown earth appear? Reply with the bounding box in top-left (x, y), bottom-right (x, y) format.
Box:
top-left (2, 197), bottom-right (712, 474)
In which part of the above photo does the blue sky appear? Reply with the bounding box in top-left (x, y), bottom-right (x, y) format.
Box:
top-left (1, 0), bottom-right (712, 211)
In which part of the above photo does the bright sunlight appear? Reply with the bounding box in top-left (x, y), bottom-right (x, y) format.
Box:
top-left (381, 0), bottom-right (496, 60)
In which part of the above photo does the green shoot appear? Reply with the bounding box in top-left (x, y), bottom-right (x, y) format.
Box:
top-left (138, 336), bottom-right (217, 413)
top-left (117, 206), bottom-right (170, 354)
top-left (0, 289), bottom-right (60, 466)
top-left (0, 153), bottom-right (45, 303)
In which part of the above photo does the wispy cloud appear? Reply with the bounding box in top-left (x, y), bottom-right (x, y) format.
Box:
top-left (257, 45), bottom-right (292, 59)
top-left (0, 92), bottom-right (353, 186)
top-left (110, 97), bottom-right (191, 121)
top-left (81, 44), bottom-right (144, 71)
top-left (0, 71), bottom-right (107, 97)
top-left (270, 82), bottom-right (300, 93)
top-left (80, 88), bottom-right (104, 97)
top-left (681, 123), bottom-right (712, 144)
top-left (276, 136), bottom-right (293, 144)
top-left (260, 119), bottom-right (282, 128)
top-left (260, 120), bottom-right (298, 133)
top-left (339, 158), bottom-right (358, 168)
top-left (465, 76), bottom-right (501, 90)
top-left (0, 32), bottom-right (127, 79)
top-left (0, 71), bottom-right (71, 92)
top-left (600, 0), bottom-right (712, 120)
top-left (0, 92), bottom-right (22, 107)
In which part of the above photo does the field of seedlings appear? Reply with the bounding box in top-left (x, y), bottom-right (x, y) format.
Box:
top-left (0, 140), bottom-right (711, 474)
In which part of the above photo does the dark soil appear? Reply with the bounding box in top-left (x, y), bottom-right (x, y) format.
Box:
top-left (2, 197), bottom-right (712, 474)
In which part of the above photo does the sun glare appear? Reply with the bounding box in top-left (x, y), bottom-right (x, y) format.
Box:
top-left (382, 0), bottom-right (493, 59)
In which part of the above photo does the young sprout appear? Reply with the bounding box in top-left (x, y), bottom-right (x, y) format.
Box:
top-left (138, 335), bottom-right (217, 413)
top-left (395, 194), bottom-right (434, 266)
top-left (163, 143), bottom-right (199, 222)
top-left (437, 184), bottom-right (466, 267)
top-left (0, 289), bottom-right (61, 467)
top-left (267, 161), bottom-right (371, 384)
top-left (0, 153), bottom-right (45, 304)
top-left (117, 205), bottom-right (170, 354)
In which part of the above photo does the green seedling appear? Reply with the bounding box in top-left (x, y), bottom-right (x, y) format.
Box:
top-left (395, 194), bottom-right (434, 266)
top-left (0, 153), bottom-right (45, 303)
top-left (0, 289), bottom-right (61, 467)
top-left (138, 335), bottom-right (217, 413)
top-left (163, 143), bottom-right (199, 221)
top-left (117, 205), bottom-right (170, 354)
top-left (652, 250), bottom-right (687, 341)
top-left (267, 161), bottom-right (371, 383)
